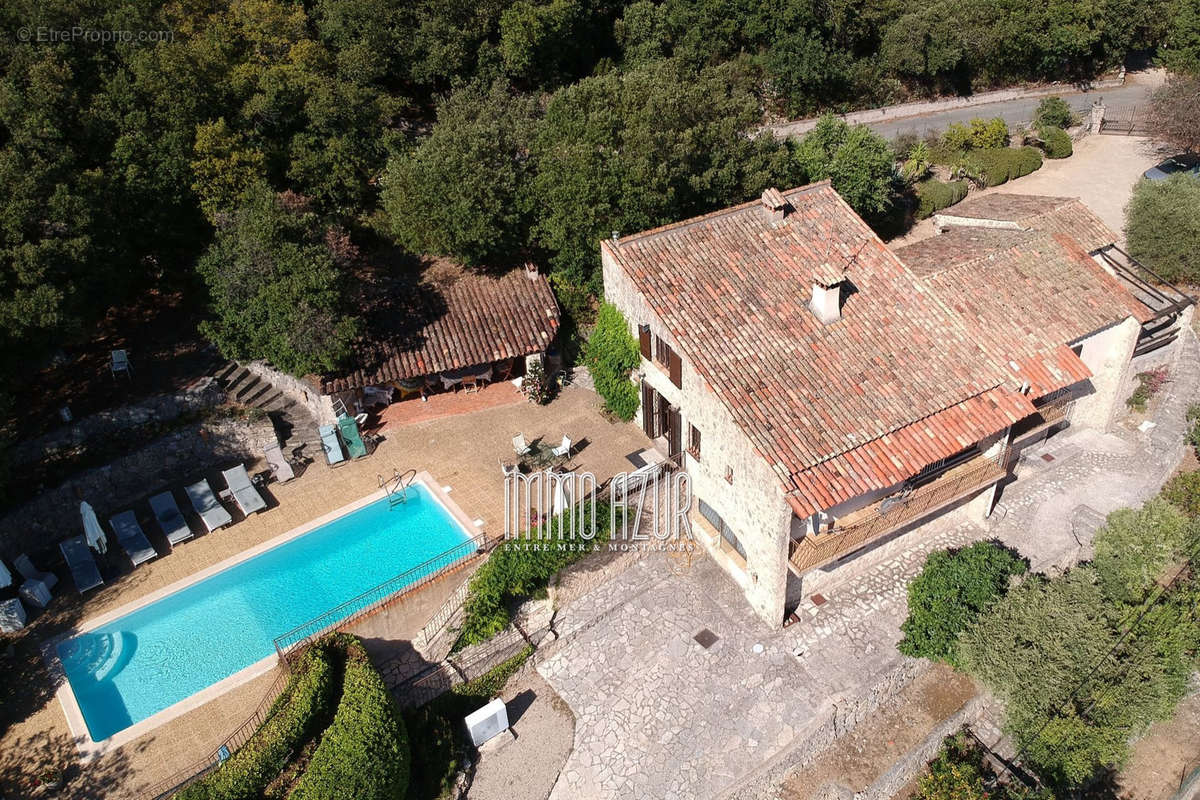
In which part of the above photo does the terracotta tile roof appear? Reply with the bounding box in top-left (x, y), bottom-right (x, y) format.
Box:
top-left (921, 231), bottom-right (1151, 396)
top-left (935, 194), bottom-right (1118, 252)
top-left (320, 270), bottom-right (559, 393)
top-left (893, 228), bottom-right (1031, 277)
top-left (605, 182), bottom-right (1021, 512)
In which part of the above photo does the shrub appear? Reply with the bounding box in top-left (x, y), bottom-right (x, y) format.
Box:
top-left (521, 358), bottom-right (555, 405)
top-left (1126, 366), bottom-right (1169, 411)
top-left (968, 147), bottom-right (1043, 187)
top-left (459, 501), bottom-right (616, 646)
top-left (898, 541), bottom-right (1027, 666)
top-left (1163, 470), bottom-right (1200, 518)
top-left (969, 117), bottom-right (1009, 149)
top-left (942, 122), bottom-right (973, 153)
top-left (289, 636), bottom-right (410, 800)
top-left (1126, 175), bottom-right (1200, 284)
top-left (1037, 126), bottom-right (1073, 158)
top-left (915, 732), bottom-right (1052, 800)
top-left (178, 643), bottom-right (338, 800)
top-left (585, 303), bottom-right (640, 420)
top-left (1188, 404), bottom-right (1200, 459)
top-left (1034, 96), bottom-right (1076, 129)
top-left (914, 178), bottom-right (969, 219)
top-left (1093, 499), bottom-right (1192, 606)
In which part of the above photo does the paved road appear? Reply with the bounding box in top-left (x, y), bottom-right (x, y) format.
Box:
top-left (869, 79), bottom-right (1158, 139)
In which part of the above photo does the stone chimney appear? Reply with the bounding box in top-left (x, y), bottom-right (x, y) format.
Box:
top-left (809, 280), bottom-right (842, 324)
top-left (761, 187), bottom-right (790, 224)
top-left (524, 262), bottom-right (539, 280)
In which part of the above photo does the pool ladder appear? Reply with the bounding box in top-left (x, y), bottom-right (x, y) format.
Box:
top-left (380, 468), bottom-right (417, 507)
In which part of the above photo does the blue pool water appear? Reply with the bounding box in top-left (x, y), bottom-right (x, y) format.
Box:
top-left (57, 485), bottom-right (473, 741)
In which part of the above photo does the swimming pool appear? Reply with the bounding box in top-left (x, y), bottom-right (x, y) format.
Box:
top-left (56, 481), bottom-right (474, 743)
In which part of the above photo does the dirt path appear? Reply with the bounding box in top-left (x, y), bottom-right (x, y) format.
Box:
top-left (1117, 690), bottom-right (1200, 800)
top-left (778, 665), bottom-right (978, 799)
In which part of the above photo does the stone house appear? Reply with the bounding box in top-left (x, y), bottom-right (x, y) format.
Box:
top-left (602, 182), bottom-right (1188, 627)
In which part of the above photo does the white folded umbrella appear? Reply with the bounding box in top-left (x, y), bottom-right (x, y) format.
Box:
top-left (81, 501), bottom-right (108, 555)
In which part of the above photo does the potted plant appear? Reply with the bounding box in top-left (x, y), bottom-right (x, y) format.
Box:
top-left (33, 766), bottom-right (64, 792)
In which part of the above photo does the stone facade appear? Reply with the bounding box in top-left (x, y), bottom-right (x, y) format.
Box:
top-left (603, 248), bottom-right (791, 627)
top-left (0, 416), bottom-right (276, 561)
top-left (1069, 317), bottom-right (1141, 431)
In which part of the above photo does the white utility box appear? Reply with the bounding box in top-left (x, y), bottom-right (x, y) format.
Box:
top-left (464, 697), bottom-right (510, 746)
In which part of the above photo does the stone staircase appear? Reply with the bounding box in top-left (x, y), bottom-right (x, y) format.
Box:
top-left (213, 362), bottom-right (322, 463)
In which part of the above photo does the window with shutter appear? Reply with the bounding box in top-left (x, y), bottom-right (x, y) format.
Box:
top-left (688, 425), bottom-right (701, 460)
top-left (668, 350), bottom-right (682, 388)
top-left (638, 325), bottom-right (651, 359)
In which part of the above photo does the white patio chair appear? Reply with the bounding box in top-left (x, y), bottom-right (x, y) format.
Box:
top-left (512, 433), bottom-right (531, 456)
top-left (552, 435), bottom-right (572, 459)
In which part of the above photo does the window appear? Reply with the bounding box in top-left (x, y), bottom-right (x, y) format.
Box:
top-left (654, 335), bottom-right (671, 366)
top-left (688, 424), bottom-right (702, 460)
top-left (699, 499), bottom-right (746, 560)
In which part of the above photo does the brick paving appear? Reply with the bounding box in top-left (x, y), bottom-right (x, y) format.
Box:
top-left (537, 331), bottom-right (1199, 800)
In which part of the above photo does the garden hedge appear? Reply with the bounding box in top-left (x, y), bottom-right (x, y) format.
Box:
top-left (176, 642), bottom-right (337, 800)
top-left (914, 178), bottom-right (969, 219)
top-left (1038, 126), bottom-right (1073, 158)
top-left (288, 635), bottom-right (410, 800)
top-left (970, 146), bottom-right (1043, 187)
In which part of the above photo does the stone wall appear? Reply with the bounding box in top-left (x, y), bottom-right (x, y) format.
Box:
top-left (11, 377), bottom-right (224, 468)
top-left (241, 361), bottom-right (336, 426)
top-left (1070, 317), bottom-right (1141, 431)
top-left (602, 244), bottom-right (792, 628)
top-left (0, 416), bottom-right (276, 561)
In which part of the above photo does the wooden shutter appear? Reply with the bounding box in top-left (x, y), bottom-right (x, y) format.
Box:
top-left (689, 425), bottom-right (701, 460)
top-left (638, 325), bottom-right (651, 359)
top-left (667, 407), bottom-right (682, 459)
top-left (640, 381), bottom-right (656, 438)
top-left (668, 349), bottom-right (682, 388)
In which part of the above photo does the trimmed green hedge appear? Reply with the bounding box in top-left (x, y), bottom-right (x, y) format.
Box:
top-left (288, 636), bottom-right (410, 800)
top-left (970, 146), bottom-right (1043, 187)
top-left (1038, 126), bottom-right (1073, 159)
top-left (914, 179), bottom-right (969, 219)
top-left (177, 643), bottom-right (338, 800)
top-left (459, 501), bottom-right (616, 646)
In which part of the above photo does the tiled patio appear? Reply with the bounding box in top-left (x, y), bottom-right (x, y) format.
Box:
top-left (0, 384), bottom-right (651, 800)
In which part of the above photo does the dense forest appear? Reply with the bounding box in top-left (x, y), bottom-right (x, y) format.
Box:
top-left (0, 0), bottom-right (1194, 380)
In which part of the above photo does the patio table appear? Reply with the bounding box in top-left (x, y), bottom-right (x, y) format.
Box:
top-left (519, 442), bottom-right (570, 471)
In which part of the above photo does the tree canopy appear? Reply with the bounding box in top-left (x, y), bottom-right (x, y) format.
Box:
top-left (1126, 174), bottom-right (1200, 284)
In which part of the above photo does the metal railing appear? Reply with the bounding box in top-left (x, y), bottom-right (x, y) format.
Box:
top-left (788, 450), bottom-right (1009, 574)
top-left (273, 531), bottom-right (490, 667)
top-left (414, 578), bottom-right (472, 657)
top-left (139, 668), bottom-right (290, 800)
top-left (379, 467), bottom-right (417, 506)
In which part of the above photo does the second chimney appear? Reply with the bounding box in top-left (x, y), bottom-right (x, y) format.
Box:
top-left (761, 187), bottom-right (790, 224)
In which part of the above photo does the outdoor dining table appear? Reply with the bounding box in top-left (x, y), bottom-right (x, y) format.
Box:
top-left (519, 441), bottom-right (570, 470)
top-left (440, 364), bottom-right (493, 390)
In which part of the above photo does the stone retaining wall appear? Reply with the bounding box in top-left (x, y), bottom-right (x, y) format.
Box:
top-left (726, 659), bottom-right (925, 800)
top-left (12, 377), bottom-right (224, 468)
top-left (241, 361), bottom-right (336, 426)
top-left (0, 417), bottom-right (276, 561)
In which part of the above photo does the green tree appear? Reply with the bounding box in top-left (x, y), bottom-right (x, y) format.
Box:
top-left (196, 186), bottom-right (357, 375)
top-left (1144, 75), bottom-right (1200, 154)
top-left (898, 541), bottom-right (1027, 666)
top-left (1126, 175), bottom-right (1200, 283)
top-left (191, 118), bottom-right (267, 220)
top-left (1034, 96), bottom-right (1076, 129)
top-left (1165, 0), bottom-right (1200, 75)
top-left (794, 115), bottom-right (850, 180)
top-left (382, 81), bottom-right (537, 267)
top-left (827, 126), bottom-right (898, 219)
top-left (585, 303), bottom-right (640, 420)
top-left (1092, 499), bottom-right (1191, 606)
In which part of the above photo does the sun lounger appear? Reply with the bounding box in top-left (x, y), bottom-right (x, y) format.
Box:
top-left (222, 464), bottom-right (267, 516)
top-left (186, 479), bottom-right (234, 532)
top-left (149, 492), bottom-right (194, 546)
top-left (14, 553), bottom-right (58, 591)
top-left (320, 424), bottom-right (345, 467)
top-left (264, 441), bottom-right (295, 483)
top-left (337, 415), bottom-right (368, 459)
top-left (109, 511), bottom-right (158, 566)
top-left (59, 536), bottom-right (104, 593)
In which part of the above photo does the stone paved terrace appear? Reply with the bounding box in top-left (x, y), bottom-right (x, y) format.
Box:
top-left (538, 330), bottom-right (1199, 800)
top-left (0, 384), bottom-right (651, 800)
